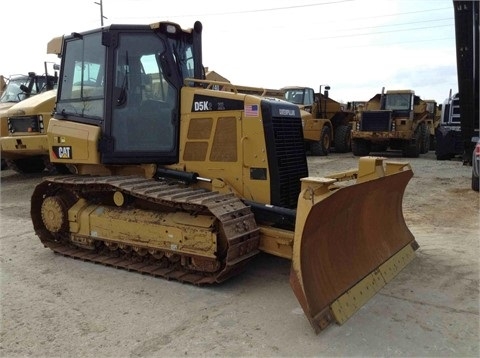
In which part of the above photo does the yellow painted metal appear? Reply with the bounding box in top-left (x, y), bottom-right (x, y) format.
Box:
top-left (289, 157), bottom-right (417, 334)
top-left (378, 242), bottom-right (416, 282)
top-left (67, 198), bottom-right (218, 258)
top-left (384, 161), bottom-right (412, 175)
top-left (258, 226), bottom-right (294, 260)
top-left (47, 36), bottom-right (63, 55)
top-left (48, 118), bottom-right (102, 163)
top-left (356, 156), bottom-right (386, 183)
top-left (113, 191), bottom-right (125, 207)
top-left (1, 135), bottom-right (49, 155)
top-left (1, 90), bottom-right (56, 160)
top-left (330, 269), bottom-right (385, 324)
top-left (178, 87), bottom-right (272, 204)
top-left (330, 243), bottom-right (416, 324)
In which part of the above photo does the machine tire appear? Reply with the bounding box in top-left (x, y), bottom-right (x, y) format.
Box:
top-left (310, 126), bottom-right (331, 156)
top-left (6, 157), bottom-right (46, 174)
top-left (419, 123), bottom-right (430, 154)
top-left (334, 124), bottom-right (352, 153)
top-left (402, 129), bottom-right (421, 158)
top-left (472, 172), bottom-right (479, 192)
top-left (1, 159), bottom-right (7, 170)
top-left (352, 139), bottom-right (371, 156)
top-left (429, 134), bottom-right (436, 151)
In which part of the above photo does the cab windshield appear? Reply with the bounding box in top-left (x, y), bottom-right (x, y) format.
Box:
top-left (385, 94), bottom-right (412, 111)
top-left (1, 77), bottom-right (32, 103)
top-left (285, 89), bottom-right (305, 105)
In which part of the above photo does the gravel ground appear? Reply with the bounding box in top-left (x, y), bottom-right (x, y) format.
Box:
top-left (1, 151), bottom-right (479, 357)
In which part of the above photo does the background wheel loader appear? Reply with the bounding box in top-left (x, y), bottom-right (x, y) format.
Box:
top-left (283, 86), bottom-right (355, 155)
top-left (351, 88), bottom-right (433, 157)
top-left (30, 20), bottom-right (418, 333)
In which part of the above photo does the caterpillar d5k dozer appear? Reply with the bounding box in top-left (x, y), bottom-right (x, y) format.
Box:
top-left (30, 20), bottom-right (418, 333)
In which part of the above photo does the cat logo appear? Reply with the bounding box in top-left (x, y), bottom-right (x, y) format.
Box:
top-left (52, 146), bottom-right (72, 159)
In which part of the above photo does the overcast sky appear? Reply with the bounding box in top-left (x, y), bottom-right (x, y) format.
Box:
top-left (0, 0), bottom-right (458, 103)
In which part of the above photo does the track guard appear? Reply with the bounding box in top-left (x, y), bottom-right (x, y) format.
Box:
top-left (290, 157), bottom-right (418, 333)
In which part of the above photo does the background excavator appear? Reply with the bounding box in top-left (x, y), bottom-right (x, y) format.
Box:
top-left (31, 20), bottom-right (417, 333)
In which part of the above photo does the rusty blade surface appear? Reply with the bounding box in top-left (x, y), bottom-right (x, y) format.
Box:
top-left (290, 169), bottom-right (415, 333)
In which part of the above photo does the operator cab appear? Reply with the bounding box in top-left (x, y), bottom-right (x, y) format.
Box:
top-left (284, 87), bottom-right (314, 106)
top-left (0, 73), bottom-right (56, 103)
top-left (384, 90), bottom-right (415, 119)
top-left (54, 21), bottom-right (203, 165)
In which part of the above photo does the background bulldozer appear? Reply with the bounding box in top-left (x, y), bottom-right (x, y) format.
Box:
top-left (30, 20), bottom-right (417, 333)
top-left (351, 88), bottom-right (433, 157)
top-left (283, 86), bottom-right (355, 155)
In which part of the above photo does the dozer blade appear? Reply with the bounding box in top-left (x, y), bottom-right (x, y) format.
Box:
top-left (290, 158), bottom-right (418, 333)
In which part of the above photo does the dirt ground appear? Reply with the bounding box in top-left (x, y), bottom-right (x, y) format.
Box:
top-left (1, 151), bottom-right (479, 357)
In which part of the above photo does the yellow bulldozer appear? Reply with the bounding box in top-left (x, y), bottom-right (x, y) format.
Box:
top-left (283, 86), bottom-right (355, 155)
top-left (30, 20), bottom-right (418, 333)
top-left (351, 88), bottom-right (433, 157)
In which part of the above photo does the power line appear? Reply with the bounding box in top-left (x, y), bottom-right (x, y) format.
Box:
top-left (337, 6), bottom-right (452, 21)
top-left (326, 36), bottom-right (455, 50)
top-left (202, 0), bottom-right (355, 15)
top-left (120, 0), bottom-right (354, 19)
top-left (311, 23), bottom-right (454, 40)
top-left (113, 3), bottom-right (451, 21)
top-left (319, 17), bottom-right (452, 34)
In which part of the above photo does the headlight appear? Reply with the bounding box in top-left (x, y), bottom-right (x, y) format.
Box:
top-left (39, 115), bottom-right (44, 132)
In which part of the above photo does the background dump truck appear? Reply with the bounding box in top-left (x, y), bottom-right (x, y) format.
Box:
top-left (0, 37), bottom-right (62, 173)
top-left (30, 20), bottom-right (417, 334)
top-left (0, 89), bottom-right (69, 173)
top-left (0, 71), bottom-right (57, 136)
top-left (351, 89), bottom-right (432, 157)
top-left (0, 70), bottom-right (58, 170)
top-left (283, 86), bottom-right (355, 155)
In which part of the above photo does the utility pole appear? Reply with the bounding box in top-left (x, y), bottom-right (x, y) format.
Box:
top-left (94, 0), bottom-right (107, 26)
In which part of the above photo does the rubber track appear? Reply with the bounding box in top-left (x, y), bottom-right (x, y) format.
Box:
top-left (32, 175), bottom-right (261, 285)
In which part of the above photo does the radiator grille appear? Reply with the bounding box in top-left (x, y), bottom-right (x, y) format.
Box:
top-left (262, 101), bottom-right (308, 209)
top-left (361, 111), bottom-right (392, 131)
top-left (8, 116), bottom-right (41, 133)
